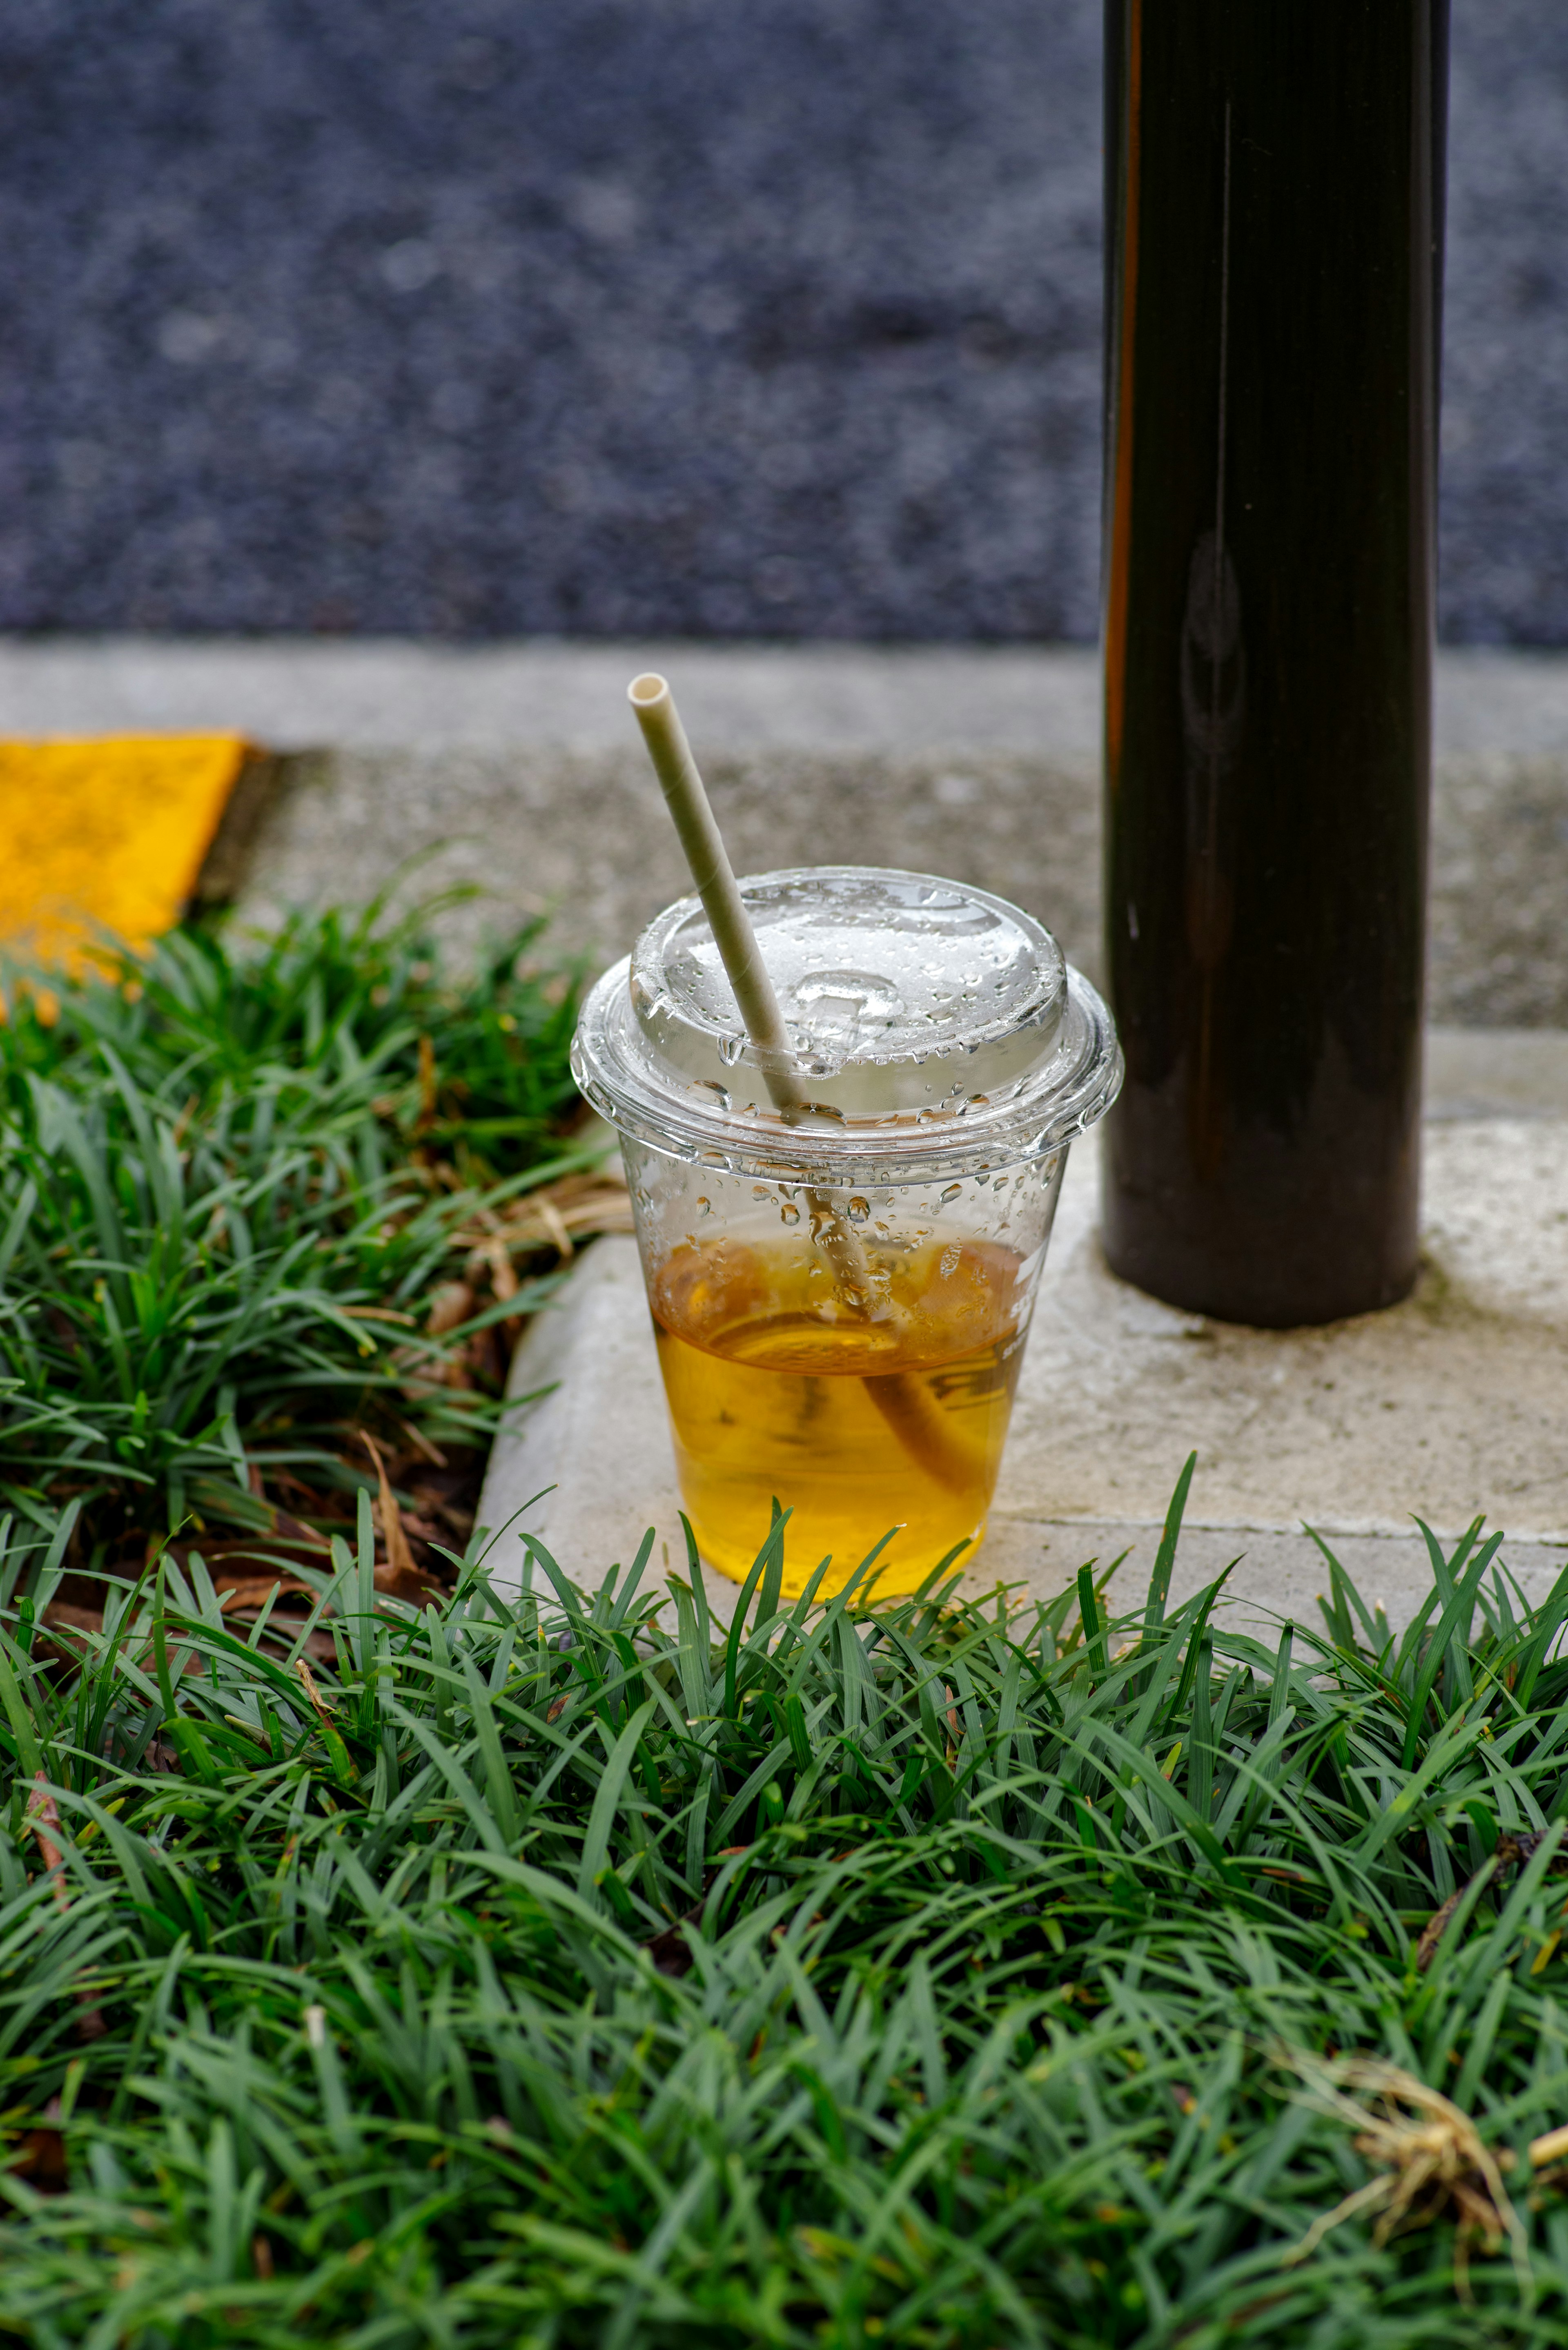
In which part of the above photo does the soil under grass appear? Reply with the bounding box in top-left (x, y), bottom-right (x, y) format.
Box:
top-left (2, 908), bottom-right (1567, 2346)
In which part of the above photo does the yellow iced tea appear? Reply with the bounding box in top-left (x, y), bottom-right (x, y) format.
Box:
top-left (648, 1234), bottom-right (1028, 1595)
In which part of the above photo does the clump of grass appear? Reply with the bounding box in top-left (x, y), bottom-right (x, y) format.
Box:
top-left (0, 1467), bottom-right (1566, 2346)
top-left (2, 891), bottom-right (585, 1186)
top-left (0, 899), bottom-right (597, 1568)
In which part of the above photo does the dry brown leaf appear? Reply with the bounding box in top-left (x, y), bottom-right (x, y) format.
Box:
top-left (532, 1193), bottom-right (576, 1260)
top-left (8, 2111), bottom-right (67, 2190)
top-left (294, 1657), bottom-right (337, 1733)
top-left (217, 1576), bottom-right (317, 1611)
top-left (25, 1775), bottom-right (106, 2040)
top-left (25, 1775), bottom-right (69, 1908)
top-left (1416, 1829), bottom-right (1566, 1973)
top-left (425, 1281), bottom-right (475, 1336)
top-left (456, 1171), bottom-right (632, 1275)
top-left (486, 1239), bottom-right (518, 1304)
top-left (362, 1431), bottom-right (418, 1583)
top-left (40, 1600), bottom-right (102, 1647)
top-left (373, 1559), bottom-right (445, 1607)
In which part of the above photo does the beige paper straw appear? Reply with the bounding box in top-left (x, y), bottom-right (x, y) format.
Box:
top-left (628, 673), bottom-right (801, 1108)
top-left (628, 672), bottom-right (973, 1497)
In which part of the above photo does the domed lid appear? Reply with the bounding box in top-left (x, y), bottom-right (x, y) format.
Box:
top-left (573, 865), bottom-right (1120, 1181)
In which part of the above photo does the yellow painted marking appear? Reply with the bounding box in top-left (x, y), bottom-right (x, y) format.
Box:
top-left (0, 736), bottom-right (249, 974)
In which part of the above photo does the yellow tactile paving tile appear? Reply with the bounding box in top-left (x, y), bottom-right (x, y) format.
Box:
top-left (0, 736), bottom-right (248, 974)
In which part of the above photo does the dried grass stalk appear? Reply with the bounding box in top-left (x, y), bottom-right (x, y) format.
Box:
top-left (1276, 2047), bottom-right (1529, 2299)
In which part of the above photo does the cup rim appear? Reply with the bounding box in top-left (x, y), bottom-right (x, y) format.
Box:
top-left (573, 956), bottom-right (1123, 1184)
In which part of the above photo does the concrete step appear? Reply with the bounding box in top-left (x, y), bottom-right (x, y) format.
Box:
top-left (225, 737), bottom-right (1568, 1030)
top-left (6, 637), bottom-right (1568, 1024)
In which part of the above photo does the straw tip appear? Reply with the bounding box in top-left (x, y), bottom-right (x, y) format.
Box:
top-left (628, 672), bottom-right (670, 710)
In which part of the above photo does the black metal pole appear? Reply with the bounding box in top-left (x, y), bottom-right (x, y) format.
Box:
top-left (1100, 0), bottom-right (1448, 1327)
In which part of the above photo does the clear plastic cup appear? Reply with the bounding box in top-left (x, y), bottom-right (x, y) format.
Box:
top-left (573, 866), bottom-right (1120, 1598)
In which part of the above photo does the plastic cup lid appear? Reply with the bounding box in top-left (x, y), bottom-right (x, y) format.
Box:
top-left (573, 865), bottom-right (1121, 1182)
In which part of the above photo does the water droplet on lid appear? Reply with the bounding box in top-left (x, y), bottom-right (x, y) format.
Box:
top-left (780, 1202), bottom-right (801, 1225)
top-left (940, 1183), bottom-right (962, 1205)
top-left (846, 1195), bottom-right (870, 1223)
top-left (787, 968), bottom-right (904, 1023)
top-left (696, 1196), bottom-right (713, 1215)
top-left (718, 1032), bottom-right (745, 1067)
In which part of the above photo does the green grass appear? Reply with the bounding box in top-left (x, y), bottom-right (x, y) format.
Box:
top-left (0, 1469), bottom-right (1567, 2347)
top-left (5, 901), bottom-right (1568, 2344)
top-left (5, 893), bottom-right (584, 1186)
top-left (0, 899), bottom-right (588, 1556)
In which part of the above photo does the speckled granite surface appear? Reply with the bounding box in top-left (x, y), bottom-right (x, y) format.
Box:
top-left (0, 2), bottom-right (1562, 640)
